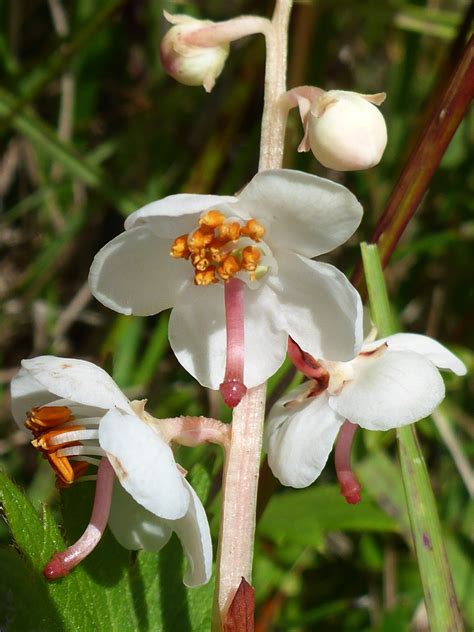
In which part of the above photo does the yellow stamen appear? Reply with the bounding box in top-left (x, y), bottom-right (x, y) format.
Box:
top-left (171, 212), bottom-right (266, 285)
top-left (199, 210), bottom-right (225, 228)
top-left (241, 246), bottom-right (261, 272)
top-left (25, 406), bottom-right (87, 486)
top-left (170, 235), bottom-right (190, 259)
top-left (241, 219), bottom-right (265, 242)
top-left (195, 268), bottom-right (218, 286)
top-left (217, 255), bottom-right (240, 281)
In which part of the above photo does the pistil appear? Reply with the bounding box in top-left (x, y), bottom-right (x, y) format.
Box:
top-left (43, 457), bottom-right (115, 579)
top-left (219, 278), bottom-right (247, 407)
top-left (334, 420), bottom-right (361, 504)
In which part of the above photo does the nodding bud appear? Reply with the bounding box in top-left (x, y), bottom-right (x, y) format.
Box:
top-left (306, 90), bottom-right (387, 171)
top-left (160, 12), bottom-right (229, 93)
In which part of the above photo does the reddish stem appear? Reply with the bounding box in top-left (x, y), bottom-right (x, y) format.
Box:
top-left (43, 457), bottom-right (115, 579)
top-left (220, 278), bottom-right (247, 407)
top-left (334, 420), bottom-right (361, 504)
top-left (287, 337), bottom-right (327, 380)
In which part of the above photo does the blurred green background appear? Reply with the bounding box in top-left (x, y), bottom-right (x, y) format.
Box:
top-left (0, 1), bottom-right (473, 630)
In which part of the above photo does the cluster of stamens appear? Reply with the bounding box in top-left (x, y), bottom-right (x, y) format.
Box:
top-left (26, 406), bottom-right (90, 487)
top-left (170, 210), bottom-right (265, 286)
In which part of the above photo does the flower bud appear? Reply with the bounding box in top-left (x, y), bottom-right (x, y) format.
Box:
top-left (307, 91), bottom-right (387, 171)
top-left (160, 12), bottom-right (229, 93)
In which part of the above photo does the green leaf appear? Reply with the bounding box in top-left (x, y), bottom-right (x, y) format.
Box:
top-left (0, 548), bottom-right (65, 631)
top-left (0, 469), bottom-right (96, 630)
top-left (258, 484), bottom-right (398, 548)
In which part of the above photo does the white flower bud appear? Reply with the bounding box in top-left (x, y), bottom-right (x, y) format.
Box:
top-left (160, 12), bottom-right (229, 93)
top-left (307, 90), bottom-right (387, 171)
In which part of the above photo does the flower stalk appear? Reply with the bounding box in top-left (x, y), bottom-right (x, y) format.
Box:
top-left (214, 0), bottom-right (293, 627)
top-left (361, 242), bottom-right (463, 632)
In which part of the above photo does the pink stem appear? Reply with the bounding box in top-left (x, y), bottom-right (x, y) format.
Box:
top-left (287, 337), bottom-right (327, 380)
top-left (43, 457), bottom-right (115, 579)
top-left (334, 420), bottom-right (361, 505)
top-left (220, 278), bottom-right (247, 408)
top-left (183, 15), bottom-right (270, 48)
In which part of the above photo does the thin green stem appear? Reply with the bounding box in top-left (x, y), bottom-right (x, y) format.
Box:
top-left (361, 242), bottom-right (463, 632)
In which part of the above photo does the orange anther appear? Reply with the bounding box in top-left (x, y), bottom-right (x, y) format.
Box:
top-left (25, 406), bottom-right (73, 434)
top-left (170, 234), bottom-right (191, 259)
top-left (48, 452), bottom-right (76, 486)
top-left (55, 461), bottom-right (89, 488)
top-left (199, 210), bottom-right (225, 228)
top-left (217, 255), bottom-right (240, 281)
top-left (217, 222), bottom-right (241, 242)
top-left (241, 219), bottom-right (265, 242)
top-left (188, 229), bottom-right (214, 251)
top-left (32, 425), bottom-right (83, 452)
top-left (241, 246), bottom-right (261, 271)
top-left (194, 268), bottom-right (218, 286)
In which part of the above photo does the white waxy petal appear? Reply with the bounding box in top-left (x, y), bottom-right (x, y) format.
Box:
top-left (19, 356), bottom-right (132, 414)
top-left (235, 169), bottom-right (363, 258)
top-left (271, 252), bottom-right (364, 361)
top-left (11, 368), bottom-right (56, 427)
top-left (99, 408), bottom-right (189, 520)
top-left (169, 282), bottom-right (288, 389)
top-left (172, 480), bottom-right (213, 587)
top-left (265, 386), bottom-right (344, 488)
top-left (330, 350), bottom-right (445, 430)
top-left (384, 334), bottom-right (467, 376)
top-left (89, 225), bottom-right (189, 316)
top-left (124, 193), bottom-right (237, 237)
top-left (108, 481), bottom-right (173, 551)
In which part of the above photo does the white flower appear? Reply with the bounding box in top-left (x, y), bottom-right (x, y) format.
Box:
top-left (292, 88), bottom-right (387, 171)
top-left (160, 12), bottom-right (229, 93)
top-left (89, 169), bottom-right (364, 399)
top-left (264, 333), bottom-right (466, 489)
top-left (11, 356), bottom-right (212, 587)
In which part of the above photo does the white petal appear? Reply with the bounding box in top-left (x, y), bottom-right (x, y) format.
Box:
top-left (172, 480), bottom-right (212, 587)
top-left (384, 334), bottom-right (467, 376)
top-left (330, 350), bottom-right (445, 430)
top-left (265, 387), bottom-right (344, 488)
top-left (19, 356), bottom-right (132, 413)
top-left (235, 169), bottom-right (363, 258)
top-left (10, 368), bottom-right (55, 427)
top-left (108, 481), bottom-right (173, 551)
top-left (271, 252), bottom-right (364, 361)
top-left (89, 225), bottom-right (190, 316)
top-left (169, 282), bottom-right (288, 389)
top-left (99, 408), bottom-right (189, 520)
top-left (124, 193), bottom-right (237, 237)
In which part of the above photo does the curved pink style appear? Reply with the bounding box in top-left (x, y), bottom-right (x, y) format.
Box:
top-left (334, 420), bottom-right (361, 504)
top-left (43, 457), bottom-right (115, 579)
top-left (220, 278), bottom-right (247, 407)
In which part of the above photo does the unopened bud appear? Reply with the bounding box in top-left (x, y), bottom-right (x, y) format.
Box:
top-left (160, 12), bottom-right (229, 93)
top-left (307, 91), bottom-right (387, 171)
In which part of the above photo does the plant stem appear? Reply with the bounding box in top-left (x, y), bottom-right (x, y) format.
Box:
top-left (213, 1), bottom-right (293, 628)
top-left (361, 242), bottom-right (463, 632)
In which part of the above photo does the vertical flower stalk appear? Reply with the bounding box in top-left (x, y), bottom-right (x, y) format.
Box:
top-left (361, 242), bottom-right (463, 631)
top-left (214, 0), bottom-right (293, 627)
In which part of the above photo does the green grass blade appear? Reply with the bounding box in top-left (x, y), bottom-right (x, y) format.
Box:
top-left (361, 242), bottom-right (464, 632)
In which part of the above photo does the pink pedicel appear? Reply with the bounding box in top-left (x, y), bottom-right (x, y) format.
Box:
top-left (220, 278), bottom-right (247, 407)
top-left (43, 457), bottom-right (115, 579)
top-left (334, 420), bottom-right (361, 504)
top-left (287, 337), bottom-right (328, 382)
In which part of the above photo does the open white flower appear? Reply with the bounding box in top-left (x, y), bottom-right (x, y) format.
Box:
top-left (11, 356), bottom-right (212, 587)
top-left (265, 333), bottom-right (466, 491)
top-left (89, 169), bottom-right (364, 406)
